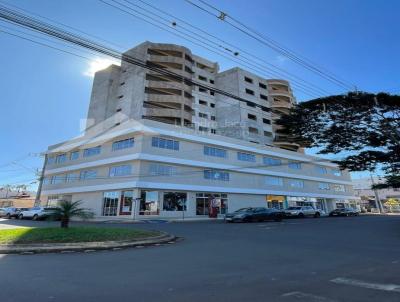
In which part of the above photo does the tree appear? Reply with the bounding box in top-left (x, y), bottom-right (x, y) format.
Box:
top-left (52, 200), bottom-right (94, 228)
top-left (276, 92), bottom-right (400, 188)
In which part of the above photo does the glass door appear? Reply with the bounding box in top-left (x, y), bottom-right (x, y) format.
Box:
top-left (102, 191), bottom-right (119, 216)
top-left (120, 190), bottom-right (134, 215)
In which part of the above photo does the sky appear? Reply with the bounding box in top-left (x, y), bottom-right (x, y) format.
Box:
top-left (0, 0), bottom-right (399, 190)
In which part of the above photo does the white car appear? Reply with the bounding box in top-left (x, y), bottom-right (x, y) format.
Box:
top-left (284, 206), bottom-right (324, 218)
top-left (18, 207), bottom-right (57, 220)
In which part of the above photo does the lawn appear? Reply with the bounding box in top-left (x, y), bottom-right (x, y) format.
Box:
top-left (0, 227), bottom-right (160, 244)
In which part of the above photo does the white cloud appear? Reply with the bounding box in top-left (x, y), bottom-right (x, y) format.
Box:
top-left (83, 57), bottom-right (120, 77)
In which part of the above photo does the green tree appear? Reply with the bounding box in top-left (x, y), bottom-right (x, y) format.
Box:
top-left (52, 200), bottom-right (94, 228)
top-left (276, 92), bottom-right (400, 188)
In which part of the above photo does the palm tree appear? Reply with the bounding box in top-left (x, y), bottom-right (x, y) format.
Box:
top-left (52, 200), bottom-right (94, 228)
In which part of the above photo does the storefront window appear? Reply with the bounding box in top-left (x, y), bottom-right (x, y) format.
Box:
top-left (163, 192), bottom-right (187, 211)
top-left (120, 190), bottom-right (133, 215)
top-left (196, 193), bottom-right (228, 215)
top-left (266, 195), bottom-right (285, 209)
top-left (140, 191), bottom-right (160, 215)
top-left (102, 191), bottom-right (119, 216)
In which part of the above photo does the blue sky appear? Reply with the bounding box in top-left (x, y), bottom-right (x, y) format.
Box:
top-left (0, 0), bottom-right (399, 189)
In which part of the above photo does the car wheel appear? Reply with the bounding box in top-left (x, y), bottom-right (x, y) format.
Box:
top-left (298, 213), bottom-right (305, 218)
top-left (314, 212), bottom-right (320, 218)
top-left (6, 213), bottom-right (11, 219)
top-left (18, 214), bottom-right (23, 220)
top-left (32, 214), bottom-right (39, 221)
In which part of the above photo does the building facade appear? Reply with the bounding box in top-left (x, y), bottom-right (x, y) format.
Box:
top-left (39, 41), bottom-right (358, 219)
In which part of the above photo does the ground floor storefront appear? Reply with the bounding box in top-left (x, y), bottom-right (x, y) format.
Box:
top-left (44, 188), bottom-right (359, 220)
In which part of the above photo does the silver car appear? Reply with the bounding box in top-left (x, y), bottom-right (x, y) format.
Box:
top-left (284, 206), bottom-right (323, 218)
top-left (18, 207), bottom-right (57, 220)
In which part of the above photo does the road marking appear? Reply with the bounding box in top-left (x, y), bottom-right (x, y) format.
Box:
top-left (331, 277), bottom-right (400, 293)
top-left (281, 291), bottom-right (337, 301)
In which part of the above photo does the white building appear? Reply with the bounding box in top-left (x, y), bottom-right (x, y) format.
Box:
top-left (39, 42), bottom-right (358, 219)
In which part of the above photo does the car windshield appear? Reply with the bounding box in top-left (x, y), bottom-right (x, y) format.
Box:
top-left (287, 207), bottom-right (301, 210)
top-left (234, 208), bottom-right (253, 213)
top-left (44, 208), bottom-right (56, 211)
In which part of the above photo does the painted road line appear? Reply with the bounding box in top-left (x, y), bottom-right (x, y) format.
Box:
top-left (331, 277), bottom-right (400, 293)
top-left (282, 291), bottom-right (337, 301)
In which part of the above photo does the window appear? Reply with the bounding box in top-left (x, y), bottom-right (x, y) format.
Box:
top-left (66, 173), bottom-right (78, 183)
top-left (210, 115), bottom-right (216, 121)
top-left (204, 170), bottom-right (230, 181)
top-left (163, 192), bottom-right (187, 211)
top-left (204, 146), bottom-right (227, 158)
top-left (55, 154), bottom-right (67, 164)
top-left (140, 190), bottom-right (160, 215)
top-left (245, 88), bottom-right (254, 95)
top-left (109, 165), bottom-right (132, 177)
top-left (332, 184), bottom-right (346, 192)
top-left (47, 157), bottom-right (55, 165)
top-left (120, 190), bottom-right (134, 215)
top-left (288, 179), bottom-right (304, 188)
top-left (83, 146), bottom-right (101, 157)
top-left (315, 166), bottom-right (327, 174)
top-left (261, 106), bottom-right (270, 112)
top-left (116, 108), bottom-right (122, 112)
top-left (248, 127), bottom-right (259, 134)
top-left (318, 183), bottom-right (330, 190)
top-left (248, 114), bottom-right (257, 121)
top-left (70, 151), bottom-right (79, 160)
top-left (237, 152), bottom-right (256, 162)
top-left (211, 129), bottom-right (216, 134)
top-left (151, 137), bottom-right (179, 150)
top-left (118, 95), bottom-right (123, 99)
top-left (149, 163), bottom-right (177, 176)
top-left (332, 169), bottom-right (342, 176)
top-left (112, 138), bottom-right (134, 151)
top-left (80, 170), bottom-right (97, 180)
top-left (198, 75), bottom-right (207, 82)
top-left (263, 118), bottom-right (271, 124)
top-left (264, 131), bottom-right (272, 137)
top-left (210, 103), bottom-right (215, 108)
top-left (210, 91), bottom-right (215, 96)
top-left (199, 112), bottom-right (208, 118)
top-left (196, 193), bottom-right (228, 215)
top-left (263, 157), bottom-right (281, 166)
top-left (260, 94), bottom-right (268, 100)
top-left (199, 126), bottom-right (209, 132)
top-left (120, 82), bottom-right (125, 86)
top-left (209, 79), bottom-right (214, 84)
top-left (102, 191), bottom-right (119, 216)
top-left (244, 76), bottom-right (253, 84)
top-left (288, 162), bottom-right (302, 169)
top-left (246, 101), bottom-right (256, 107)
top-left (265, 176), bottom-right (283, 186)
top-left (51, 175), bottom-right (65, 184)
top-left (259, 83), bottom-right (267, 89)
top-left (199, 87), bottom-right (207, 93)
top-left (199, 100), bottom-right (208, 106)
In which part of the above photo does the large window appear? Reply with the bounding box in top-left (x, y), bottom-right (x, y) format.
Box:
top-left (149, 163), bottom-right (177, 176)
top-left (109, 165), bottom-right (132, 177)
top-left (120, 190), bottom-right (133, 215)
top-left (55, 154), bottom-right (67, 164)
top-left (204, 146), bottom-right (227, 158)
top-left (51, 175), bottom-right (65, 184)
top-left (288, 179), bottom-right (304, 188)
top-left (196, 193), bottom-right (228, 215)
top-left (163, 192), bottom-right (187, 211)
top-left (151, 137), bottom-right (179, 150)
top-left (80, 170), bottom-right (97, 180)
top-left (332, 184), bottom-right (346, 192)
top-left (263, 157), bottom-right (281, 166)
top-left (83, 146), bottom-right (101, 157)
top-left (140, 191), bottom-right (160, 215)
top-left (237, 152), bottom-right (256, 162)
top-left (70, 151), bottom-right (79, 161)
top-left (315, 166), bottom-right (327, 174)
top-left (318, 182), bottom-right (330, 190)
top-left (204, 170), bottom-right (230, 181)
top-left (288, 162), bottom-right (302, 170)
top-left (332, 169), bottom-right (342, 176)
top-left (265, 176), bottom-right (283, 186)
top-left (102, 191), bottom-right (119, 216)
top-left (112, 138), bottom-right (134, 151)
top-left (66, 173), bottom-right (78, 183)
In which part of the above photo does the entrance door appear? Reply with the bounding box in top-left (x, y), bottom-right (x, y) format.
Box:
top-left (120, 190), bottom-right (134, 215)
top-left (196, 195), bottom-right (210, 215)
top-left (102, 191), bottom-right (119, 216)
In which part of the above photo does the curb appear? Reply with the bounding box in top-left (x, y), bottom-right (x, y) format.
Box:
top-left (0, 232), bottom-right (177, 255)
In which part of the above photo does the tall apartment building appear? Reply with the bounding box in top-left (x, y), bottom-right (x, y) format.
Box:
top-left (39, 42), bottom-right (358, 219)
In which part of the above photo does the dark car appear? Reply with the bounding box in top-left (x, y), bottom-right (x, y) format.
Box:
top-left (329, 208), bottom-right (359, 217)
top-left (225, 207), bottom-right (284, 223)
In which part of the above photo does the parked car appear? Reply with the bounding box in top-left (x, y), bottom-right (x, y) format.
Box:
top-left (18, 207), bottom-right (58, 220)
top-left (225, 207), bottom-right (285, 223)
top-left (0, 207), bottom-right (29, 219)
top-left (329, 208), bottom-right (359, 217)
top-left (284, 206), bottom-right (323, 218)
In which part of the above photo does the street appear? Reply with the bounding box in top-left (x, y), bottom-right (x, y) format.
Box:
top-left (1, 215), bottom-right (400, 302)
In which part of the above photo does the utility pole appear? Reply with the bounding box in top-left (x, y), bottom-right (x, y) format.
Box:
top-left (370, 174), bottom-right (383, 213)
top-left (35, 153), bottom-right (47, 206)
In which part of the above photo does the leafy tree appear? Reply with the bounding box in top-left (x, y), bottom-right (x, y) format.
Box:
top-left (276, 92), bottom-right (400, 188)
top-left (51, 200), bottom-right (94, 228)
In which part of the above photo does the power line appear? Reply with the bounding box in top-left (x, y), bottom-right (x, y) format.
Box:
top-left (184, 0), bottom-right (356, 91)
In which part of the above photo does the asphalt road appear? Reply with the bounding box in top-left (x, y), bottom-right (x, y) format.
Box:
top-left (1, 215), bottom-right (400, 302)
